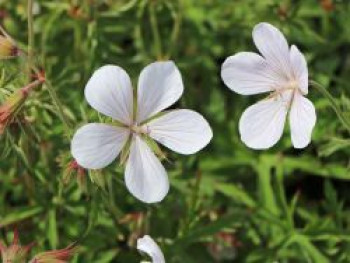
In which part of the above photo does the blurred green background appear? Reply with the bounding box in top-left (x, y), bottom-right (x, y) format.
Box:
top-left (1, 0), bottom-right (350, 262)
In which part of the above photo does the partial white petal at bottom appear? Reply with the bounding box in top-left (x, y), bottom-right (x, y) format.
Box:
top-left (125, 136), bottom-right (169, 203)
top-left (137, 235), bottom-right (165, 263)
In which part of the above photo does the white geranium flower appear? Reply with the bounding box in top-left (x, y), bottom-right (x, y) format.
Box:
top-left (137, 235), bottom-right (165, 263)
top-left (221, 22), bottom-right (316, 149)
top-left (71, 61), bottom-right (212, 203)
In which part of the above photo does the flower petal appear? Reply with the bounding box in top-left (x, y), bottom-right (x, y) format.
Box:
top-left (221, 52), bottom-right (285, 95)
top-left (85, 65), bottom-right (134, 125)
top-left (125, 136), bottom-right (169, 203)
top-left (71, 123), bottom-right (129, 169)
top-left (253, 22), bottom-right (292, 80)
top-left (289, 93), bottom-right (316, 148)
top-left (290, 45), bottom-right (308, 94)
top-left (137, 61), bottom-right (184, 123)
top-left (137, 235), bottom-right (165, 263)
top-left (146, 109), bottom-right (212, 155)
top-left (239, 96), bottom-right (289, 149)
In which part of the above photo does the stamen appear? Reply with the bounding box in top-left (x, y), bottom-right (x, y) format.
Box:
top-left (130, 124), bottom-right (150, 135)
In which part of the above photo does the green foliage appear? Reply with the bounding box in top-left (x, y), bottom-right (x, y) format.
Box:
top-left (0, 0), bottom-right (350, 262)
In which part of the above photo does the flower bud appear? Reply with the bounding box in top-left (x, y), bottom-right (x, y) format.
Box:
top-left (0, 229), bottom-right (33, 263)
top-left (29, 244), bottom-right (76, 263)
top-left (0, 89), bottom-right (28, 134)
top-left (0, 34), bottom-right (19, 59)
top-left (207, 232), bottom-right (241, 261)
top-left (63, 159), bottom-right (87, 192)
top-left (0, 79), bottom-right (44, 134)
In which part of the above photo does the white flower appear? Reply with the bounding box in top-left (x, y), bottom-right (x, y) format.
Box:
top-left (71, 61), bottom-right (212, 203)
top-left (221, 22), bottom-right (316, 149)
top-left (137, 235), bottom-right (165, 263)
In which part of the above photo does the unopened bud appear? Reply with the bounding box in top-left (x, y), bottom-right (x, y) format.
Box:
top-left (0, 229), bottom-right (34, 263)
top-left (63, 159), bottom-right (87, 192)
top-left (320, 0), bottom-right (334, 12)
top-left (29, 244), bottom-right (76, 263)
top-left (0, 32), bottom-right (19, 59)
top-left (0, 79), bottom-right (44, 134)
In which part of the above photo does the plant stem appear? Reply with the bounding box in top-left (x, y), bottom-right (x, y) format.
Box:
top-left (257, 157), bottom-right (278, 215)
top-left (149, 0), bottom-right (163, 60)
top-left (310, 80), bottom-right (350, 132)
top-left (275, 155), bottom-right (293, 229)
top-left (44, 79), bottom-right (72, 138)
top-left (27, 0), bottom-right (34, 77)
top-left (166, 0), bottom-right (183, 59)
top-left (27, 1), bottom-right (71, 138)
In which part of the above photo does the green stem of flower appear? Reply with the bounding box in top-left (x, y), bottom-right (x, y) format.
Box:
top-left (275, 155), bottom-right (293, 229)
top-left (310, 80), bottom-right (350, 133)
top-left (166, 0), bottom-right (183, 59)
top-left (257, 156), bottom-right (279, 215)
top-left (149, 0), bottom-right (163, 60)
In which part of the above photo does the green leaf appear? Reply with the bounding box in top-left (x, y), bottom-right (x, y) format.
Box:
top-left (216, 183), bottom-right (256, 208)
top-left (0, 206), bottom-right (43, 226)
top-left (48, 208), bottom-right (58, 249)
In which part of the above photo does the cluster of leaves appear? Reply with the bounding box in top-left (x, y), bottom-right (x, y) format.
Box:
top-left (0, 0), bottom-right (350, 262)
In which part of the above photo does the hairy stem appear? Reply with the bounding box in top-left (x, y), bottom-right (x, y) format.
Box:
top-left (310, 80), bottom-right (350, 133)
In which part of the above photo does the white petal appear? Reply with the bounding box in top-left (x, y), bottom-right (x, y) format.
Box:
top-left (71, 123), bottom-right (129, 169)
top-left (137, 235), bottom-right (165, 263)
top-left (125, 136), bottom-right (169, 203)
top-left (290, 45), bottom-right (308, 94)
top-left (253, 22), bottom-right (292, 80)
top-left (146, 109), bottom-right (212, 155)
top-left (85, 65), bottom-right (134, 125)
top-left (137, 61), bottom-right (184, 123)
top-left (239, 96), bottom-right (289, 149)
top-left (221, 52), bottom-right (285, 95)
top-left (289, 93), bottom-right (316, 148)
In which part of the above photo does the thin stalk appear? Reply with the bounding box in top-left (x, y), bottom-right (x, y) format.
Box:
top-left (256, 158), bottom-right (278, 215)
top-left (135, 0), bottom-right (150, 62)
top-left (166, 0), bottom-right (183, 59)
top-left (275, 155), bottom-right (294, 229)
top-left (149, 1), bottom-right (163, 60)
top-left (179, 168), bottom-right (202, 237)
top-left (28, 64), bottom-right (72, 137)
top-left (26, 2), bottom-right (72, 138)
top-left (44, 79), bottom-right (72, 137)
top-left (310, 80), bottom-right (350, 132)
top-left (27, 0), bottom-right (34, 78)
top-left (188, 170), bottom-right (202, 223)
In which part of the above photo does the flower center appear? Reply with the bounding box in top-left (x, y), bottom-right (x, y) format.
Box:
top-left (130, 124), bottom-right (149, 135)
top-left (285, 80), bottom-right (298, 90)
